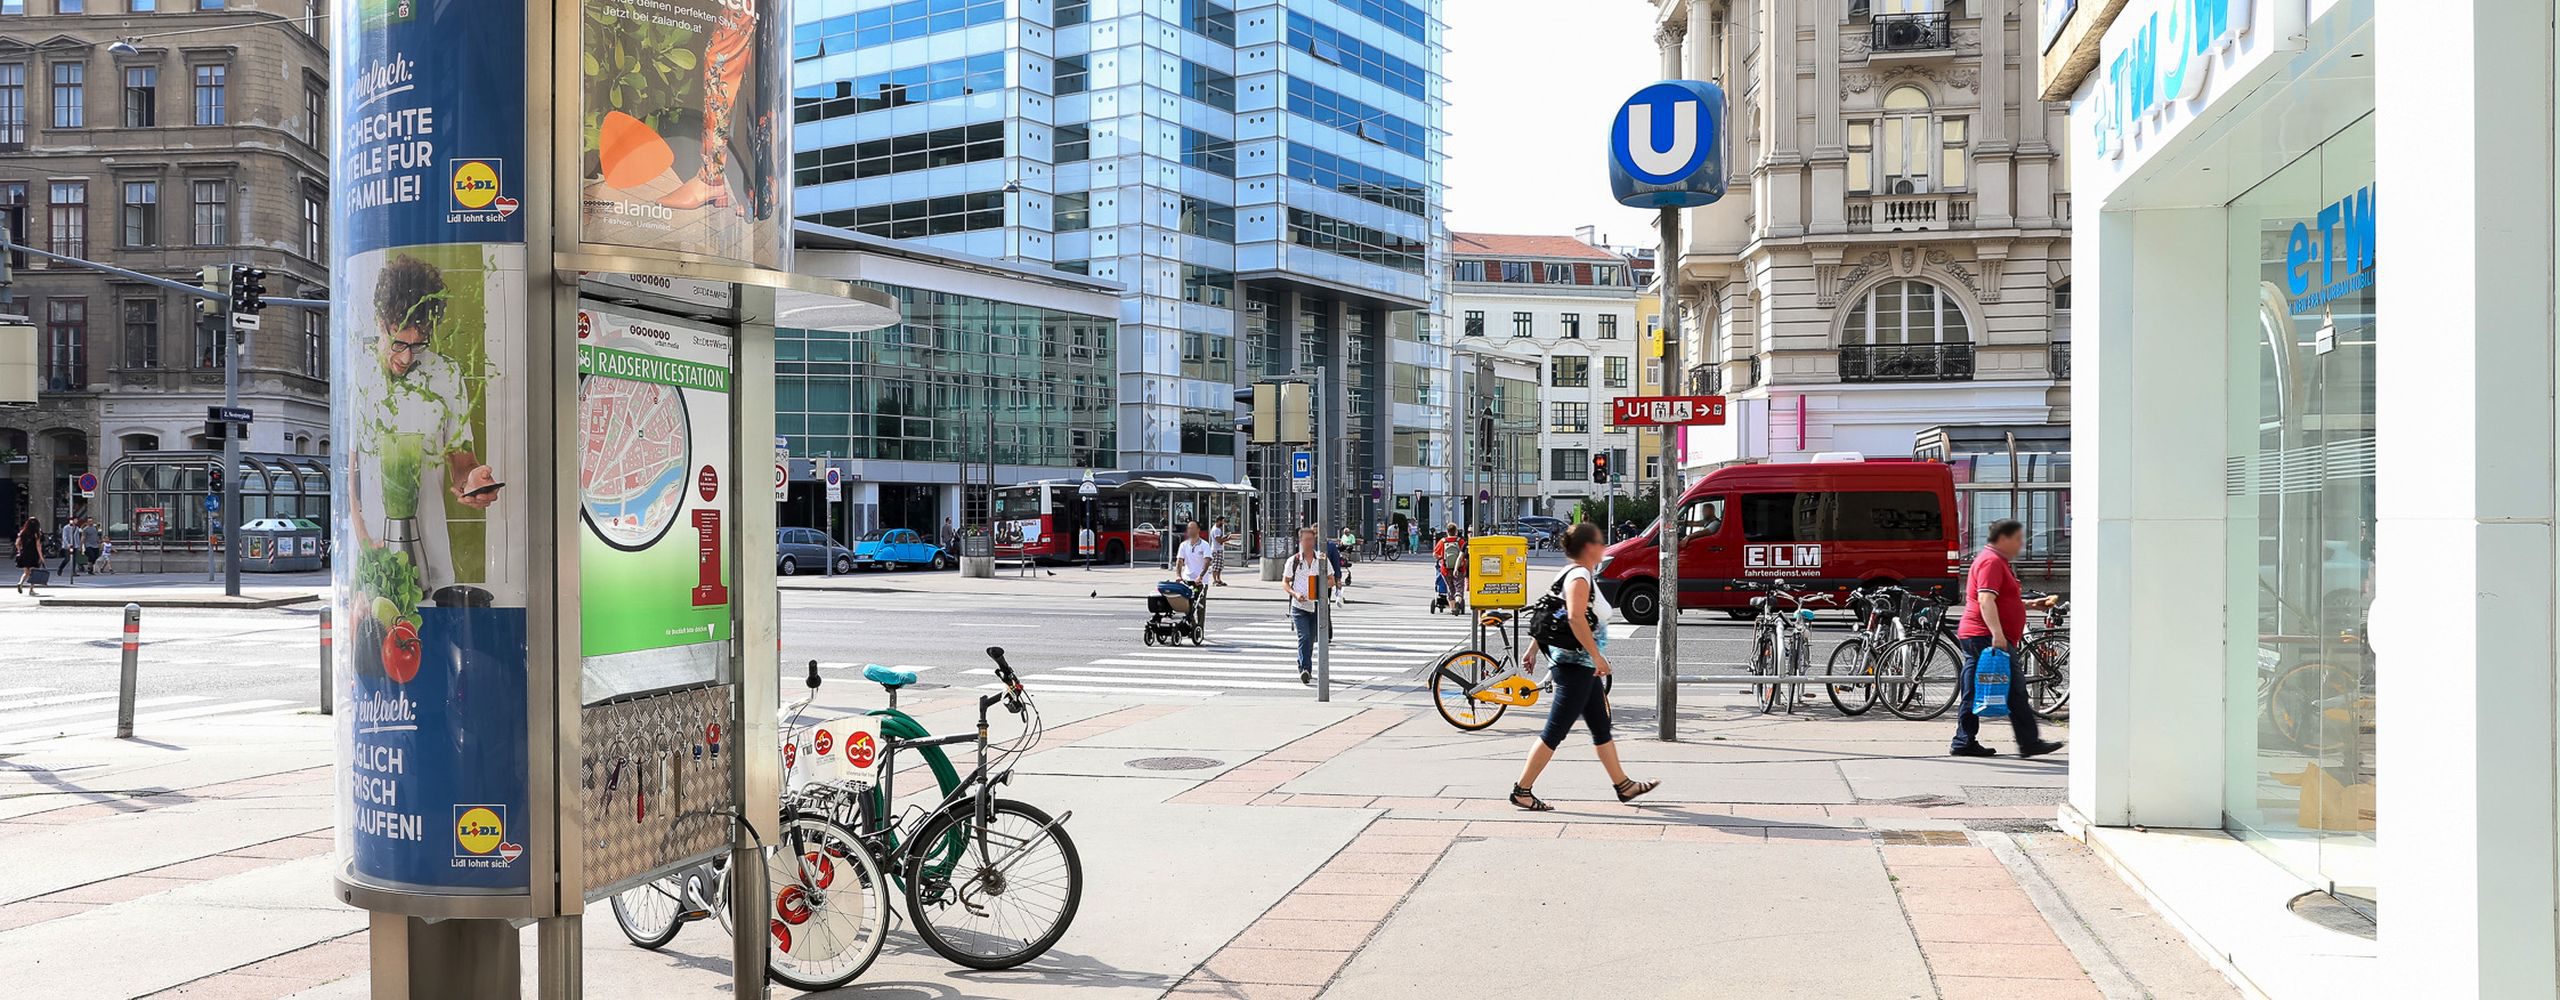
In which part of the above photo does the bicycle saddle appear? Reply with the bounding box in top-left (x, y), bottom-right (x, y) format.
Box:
top-left (862, 664), bottom-right (918, 689)
top-left (1479, 609), bottom-right (1515, 625)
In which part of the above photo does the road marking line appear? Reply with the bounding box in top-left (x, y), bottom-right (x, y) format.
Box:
top-left (0, 695), bottom-right (208, 728)
top-left (981, 682), bottom-right (1214, 699)
top-left (1073, 663), bottom-right (1396, 678)
top-left (0, 699), bottom-right (291, 743)
top-left (0, 692), bottom-right (119, 711)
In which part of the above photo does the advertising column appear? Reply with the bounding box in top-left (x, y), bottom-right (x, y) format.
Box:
top-left (333, 0), bottom-right (535, 899)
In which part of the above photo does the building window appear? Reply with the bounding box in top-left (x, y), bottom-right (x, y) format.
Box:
top-left (791, 120), bottom-right (1005, 186)
top-left (1179, 197), bottom-right (1235, 242)
top-left (1283, 143), bottom-right (1426, 216)
top-left (1550, 356), bottom-right (1590, 387)
top-left (301, 309), bottom-right (326, 377)
top-left (1180, 408), bottom-right (1236, 457)
top-left (1055, 0), bottom-right (1088, 25)
top-left (191, 64), bottom-right (226, 125)
top-left (303, 193), bottom-right (324, 258)
top-left (1644, 454), bottom-right (1661, 480)
top-left (1605, 356), bottom-right (1630, 388)
top-left (121, 297), bottom-right (159, 369)
top-left (1543, 263), bottom-right (1574, 284)
top-left (1181, 127), bottom-right (1235, 176)
top-left (129, 0), bottom-right (154, 9)
top-left (194, 308), bottom-right (219, 367)
top-left (1867, 87), bottom-right (1966, 194)
top-left (1181, 265), bottom-right (1233, 307)
top-left (1843, 279), bottom-right (1970, 344)
top-left (1283, 13), bottom-right (1426, 100)
top-left (1561, 313), bottom-right (1582, 339)
top-left (1644, 358), bottom-right (1663, 386)
top-left (1500, 261), bottom-right (1530, 283)
top-left (1463, 310), bottom-right (1484, 337)
top-left (1054, 123), bottom-right (1088, 162)
top-left (1182, 0), bottom-right (1235, 43)
top-left (196, 0), bottom-right (221, 8)
top-left (1511, 311), bottom-right (1531, 337)
top-left (190, 179), bottom-right (227, 245)
top-left (1939, 116), bottom-right (1968, 190)
top-left (1598, 314), bottom-right (1620, 340)
top-left (1848, 122), bottom-right (1872, 194)
top-left (1548, 448), bottom-right (1589, 481)
top-left (47, 180), bottom-right (85, 256)
top-left (1549, 402), bottom-right (1588, 434)
top-left (1180, 60), bottom-right (1235, 111)
top-left (790, 53), bottom-right (1005, 122)
top-left (122, 66), bottom-right (155, 127)
top-left (304, 85), bottom-right (324, 149)
top-left (119, 180), bottom-right (155, 247)
top-left (1453, 259), bottom-right (1485, 282)
top-left (44, 297), bottom-right (86, 391)
top-left (1051, 191), bottom-right (1090, 231)
top-left (798, 190), bottom-right (1004, 238)
top-left (1595, 264), bottom-right (1622, 285)
top-left (0, 64), bottom-right (23, 145)
top-left (1284, 209), bottom-right (1424, 271)
top-left (1282, 77), bottom-right (1426, 158)
top-left (1053, 55), bottom-right (1087, 95)
top-left (50, 61), bottom-right (83, 128)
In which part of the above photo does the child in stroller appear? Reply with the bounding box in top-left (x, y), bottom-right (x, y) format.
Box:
top-left (1145, 579), bottom-right (1207, 646)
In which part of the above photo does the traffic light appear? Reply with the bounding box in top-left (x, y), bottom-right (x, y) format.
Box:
top-left (1592, 452), bottom-right (1611, 484)
top-left (230, 266), bottom-right (268, 313)
top-left (1233, 381), bottom-right (1313, 445)
top-left (208, 463), bottom-right (224, 495)
top-left (1234, 384), bottom-right (1270, 443)
top-left (198, 265), bottom-right (232, 317)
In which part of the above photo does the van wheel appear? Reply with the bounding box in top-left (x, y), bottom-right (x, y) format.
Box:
top-left (1726, 609), bottom-right (1756, 621)
top-left (1619, 580), bottom-right (1660, 626)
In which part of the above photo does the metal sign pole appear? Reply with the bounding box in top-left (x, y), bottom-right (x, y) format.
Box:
top-left (1655, 205), bottom-right (1683, 741)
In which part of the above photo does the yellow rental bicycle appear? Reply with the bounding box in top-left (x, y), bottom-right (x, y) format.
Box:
top-left (1429, 609), bottom-right (1552, 730)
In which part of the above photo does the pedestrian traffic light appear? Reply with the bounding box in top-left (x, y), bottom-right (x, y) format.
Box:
top-left (197, 265), bottom-right (231, 317)
top-left (1592, 452), bottom-right (1611, 484)
top-left (208, 464), bottom-right (224, 495)
top-left (230, 266), bottom-right (268, 313)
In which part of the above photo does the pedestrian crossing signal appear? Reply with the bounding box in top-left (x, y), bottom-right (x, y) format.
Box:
top-left (1591, 453), bottom-right (1611, 484)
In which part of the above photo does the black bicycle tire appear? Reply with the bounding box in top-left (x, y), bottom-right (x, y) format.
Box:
top-left (608, 876), bottom-right (688, 950)
top-left (1430, 650), bottom-right (1507, 731)
top-left (1880, 636), bottom-right (1963, 721)
top-left (2024, 636), bottom-right (2071, 719)
top-left (756, 814), bottom-right (891, 992)
top-left (1824, 637), bottom-right (1876, 716)
top-left (1753, 623), bottom-right (1781, 714)
top-left (905, 798), bottom-right (1084, 971)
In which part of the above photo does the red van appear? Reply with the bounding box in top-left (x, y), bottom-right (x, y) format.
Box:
top-left (1595, 461), bottom-right (1962, 624)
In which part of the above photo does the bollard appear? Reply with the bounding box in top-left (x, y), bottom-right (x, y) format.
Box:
top-left (116, 603), bottom-right (140, 739)
top-left (318, 607), bottom-right (334, 716)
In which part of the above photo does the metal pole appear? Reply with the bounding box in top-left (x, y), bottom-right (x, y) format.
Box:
top-left (116, 603), bottom-right (140, 738)
top-left (1313, 368), bottom-right (1332, 703)
top-left (535, 915), bottom-right (580, 1000)
top-left (822, 452), bottom-right (834, 578)
top-left (1656, 205), bottom-right (1683, 741)
top-left (221, 300), bottom-right (242, 598)
top-left (318, 606), bottom-right (334, 715)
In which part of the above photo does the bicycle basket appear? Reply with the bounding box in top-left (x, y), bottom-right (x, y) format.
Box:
top-left (784, 716), bottom-right (885, 794)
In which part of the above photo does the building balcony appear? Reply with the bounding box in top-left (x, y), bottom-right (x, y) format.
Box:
top-left (1870, 12), bottom-right (1954, 54)
top-left (2050, 342), bottom-right (2071, 380)
top-left (1747, 355), bottom-right (1763, 389)
top-left (1846, 193), bottom-right (1974, 233)
top-left (1686, 363), bottom-right (1722, 395)
top-left (1839, 343), bottom-right (1976, 383)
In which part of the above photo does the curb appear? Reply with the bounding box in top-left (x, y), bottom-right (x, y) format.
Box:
top-left (37, 593), bottom-right (321, 610)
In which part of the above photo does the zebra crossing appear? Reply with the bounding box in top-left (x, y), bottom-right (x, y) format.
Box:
top-left (0, 686), bottom-right (299, 745)
top-left (974, 604), bottom-right (1476, 700)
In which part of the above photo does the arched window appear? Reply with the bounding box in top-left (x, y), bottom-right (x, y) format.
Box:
top-left (1844, 280), bottom-right (1970, 345)
top-left (119, 433), bottom-right (159, 454)
top-left (1855, 86), bottom-right (1967, 194)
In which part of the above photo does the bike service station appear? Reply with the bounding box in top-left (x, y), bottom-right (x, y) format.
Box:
top-left (328, 0), bottom-right (895, 995)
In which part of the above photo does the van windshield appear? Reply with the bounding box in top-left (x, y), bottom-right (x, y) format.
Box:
top-left (1739, 490), bottom-right (1944, 543)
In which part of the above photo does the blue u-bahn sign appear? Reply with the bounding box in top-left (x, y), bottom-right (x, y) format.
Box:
top-left (1609, 81), bottom-right (1728, 209)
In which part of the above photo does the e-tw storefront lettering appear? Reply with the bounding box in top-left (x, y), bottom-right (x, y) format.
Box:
top-left (2093, 0), bottom-right (2252, 162)
top-left (2286, 184), bottom-right (2376, 315)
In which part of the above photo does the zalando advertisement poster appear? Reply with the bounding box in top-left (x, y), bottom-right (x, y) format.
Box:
top-left (333, 0), bottom-right (533, 893)
top-left (575, 304), bottom-right (735, 704)
top-left (579, 0), bottom-right (786, 269)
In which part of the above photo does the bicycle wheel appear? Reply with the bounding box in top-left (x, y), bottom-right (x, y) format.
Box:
top-left (1880, 636), bottom-right (1962, 721)
top-left (608, 875), bottom-right (688, 950)
top-left (2268, 661), bottom-right (2355, 755)
top-left (1752, 623), bottom-right (1781, 714)
top-left (2023, 636), bottom-right (2070, 720)
top-left (750, 815), bottom-right (892, 992)
top-left (1823, 637), bottom-right (1877, 716)
top-left (907, 798), bottom-right (1084, 971)
top-left (1430, 649), bottom-right (1507, 731)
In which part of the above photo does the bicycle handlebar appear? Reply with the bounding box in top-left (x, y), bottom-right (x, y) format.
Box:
top-left (984, 646), bottom-right (1027, 715)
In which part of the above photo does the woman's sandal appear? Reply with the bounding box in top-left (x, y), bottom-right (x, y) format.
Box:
top-left (1509, 784), bottom-right (1554, 812)
top-left (1613, 778), bottom-right (1659, 804)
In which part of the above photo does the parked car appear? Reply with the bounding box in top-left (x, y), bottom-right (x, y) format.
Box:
top-left (1594, 459), bottom-right (1963, 625)
top-left (1494, 521), bottom-right (1558, 548)
top-left (1518, 514), bottom-right (1569, 538)
top-left (853, 528), bottom-right (954, 571)
top-left (777, 527), bottom-right (854, 576)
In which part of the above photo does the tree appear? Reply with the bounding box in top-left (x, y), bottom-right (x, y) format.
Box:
top-left (1572, 486), bottom-right (1661, 534)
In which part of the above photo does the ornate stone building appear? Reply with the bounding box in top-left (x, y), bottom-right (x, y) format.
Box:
top-left (1646, 0), bottom-right (2072, 555)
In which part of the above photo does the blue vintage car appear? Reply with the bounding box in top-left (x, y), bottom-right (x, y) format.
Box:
top-left (852, 528), bottom-right (953, 570)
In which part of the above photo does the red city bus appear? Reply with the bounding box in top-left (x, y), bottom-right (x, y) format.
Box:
top-left (1593, 460), bottom-right (1963, 624)
top-left (993, 473), bottom-right (1257, 565)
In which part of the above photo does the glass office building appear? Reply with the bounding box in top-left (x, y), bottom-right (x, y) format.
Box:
top-left (790, 0), bottom-right (1454, 530)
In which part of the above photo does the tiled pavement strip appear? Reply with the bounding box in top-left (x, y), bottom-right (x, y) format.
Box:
top-left (6, 697), bottom-right (2110, 999)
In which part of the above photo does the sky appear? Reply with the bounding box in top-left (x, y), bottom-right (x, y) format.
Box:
top-left (1442, 0), bottom-right (1665, 245)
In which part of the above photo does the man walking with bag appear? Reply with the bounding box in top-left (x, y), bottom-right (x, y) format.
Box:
top-left (1950, 519), bottom-right (2064, 758)
top-left (1282, 528), bottom-right (1336, 687)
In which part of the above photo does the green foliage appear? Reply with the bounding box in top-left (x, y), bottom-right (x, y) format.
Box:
top-left (357, 544), bottom-right (424, 625)
top-left (1572, 487), bottom-right (1662, 532)
top-left (581, 3), bottom-right (709, 151)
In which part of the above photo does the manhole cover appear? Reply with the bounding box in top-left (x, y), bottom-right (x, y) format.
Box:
top-left (1128, 756), bottom-right (1224, 771)
top-left (2288, 891), bottom-right (2377, 940)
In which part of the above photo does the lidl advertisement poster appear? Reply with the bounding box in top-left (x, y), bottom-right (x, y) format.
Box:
top-left (579, 0), bottom-right (785, 269)
top-left (333, 0), bottom-right (533, 894)
top-left (577, 303), bottom-right (734, 702)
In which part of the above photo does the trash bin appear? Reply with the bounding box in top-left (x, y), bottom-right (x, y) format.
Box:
top-left (240, 518), bottom-right (325, 572)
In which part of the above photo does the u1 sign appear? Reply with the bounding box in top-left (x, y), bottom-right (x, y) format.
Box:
top-left (1609, 81), bottom-right (1728, 209)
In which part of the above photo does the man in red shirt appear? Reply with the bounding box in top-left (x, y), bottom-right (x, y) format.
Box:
top-left (1951, 519), bottom-right (2064, 758)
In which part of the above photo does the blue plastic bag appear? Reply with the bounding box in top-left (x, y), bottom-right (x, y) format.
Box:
top-left (1972, 647), bottom-right (2012, 719)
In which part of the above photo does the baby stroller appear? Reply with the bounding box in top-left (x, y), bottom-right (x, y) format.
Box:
top-left (1145, 580), bottom-right (1206, 646)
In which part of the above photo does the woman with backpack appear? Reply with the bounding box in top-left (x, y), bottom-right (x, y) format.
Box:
top-left (1508, 522), bottom-right (1658, 811)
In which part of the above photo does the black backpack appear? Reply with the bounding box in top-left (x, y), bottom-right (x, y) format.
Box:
top-left (1527, 571), bottom-right (1596, 653)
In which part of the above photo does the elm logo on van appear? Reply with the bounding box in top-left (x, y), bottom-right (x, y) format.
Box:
top-left (1743, 544), bottom-right (1823, 574)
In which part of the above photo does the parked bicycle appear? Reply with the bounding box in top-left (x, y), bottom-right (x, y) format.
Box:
top-left (2017, 596), bottom-right (2071, 720)
top-left (1747, 581), bottom-right (1833, 715)
top-left (1821, 585), bottom-right (1963, 721)
top-left (1428, 608), bottom-right (1550, 730)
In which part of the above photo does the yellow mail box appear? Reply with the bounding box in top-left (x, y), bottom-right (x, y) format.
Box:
top-left (1466, 535), bottom-right (1530, 609)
